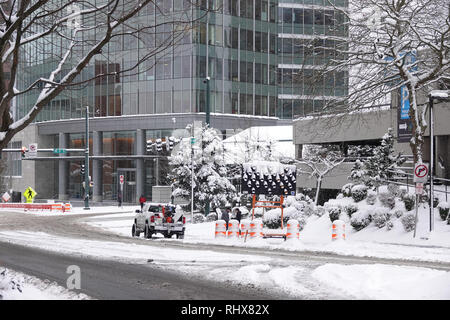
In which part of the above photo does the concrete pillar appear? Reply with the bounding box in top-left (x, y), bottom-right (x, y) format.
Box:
top-left (136, 129), bottom-right (145, 203)
top-left (58, 133), bottom-right (69, 200)
top-left (92, 131), bottom-right (103, 202)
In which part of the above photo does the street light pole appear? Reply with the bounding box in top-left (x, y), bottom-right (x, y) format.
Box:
top-left (84, 105), bottom-right (90, 210)
top-left (428, 90), bottom-right (450, 232)
top-left (203, 76), bottom-right (211, 216)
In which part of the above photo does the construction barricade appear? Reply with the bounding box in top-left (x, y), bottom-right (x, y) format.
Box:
top-left (332, 220), bottom-right (346, 241)
top-left (227, 219), bottom-right (239, 239)
top-left (64, 203), bottom-right (72, 212)
top-left (286, 219), bottom-right (300, 240)
top-left (215, 219), bottom-right (227, 239)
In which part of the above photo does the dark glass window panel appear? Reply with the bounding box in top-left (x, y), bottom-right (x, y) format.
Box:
top-left (261, 1), bottom-right (268, 21)
top-left (269, 96), bottom-right (276, 116)
top-left (239, 93), bottom-right (246, 114)
top-left (247, 30), bottom-right (253, 51)
top-left (255, 0), bottom-right (262, 20)
top-left (304, 9), bottom-right (313, 25)
top-left (216, 58), bottom-right (223, 79)
top-left (246, 61), bottom-right (253, 83)
top-left (269, 33), bottom-right (276, 53)
top-left (324, 10), bottom-right (334, 26)
top-left (163, 57), bottom-right (172, 79)
top-left (246, 0), bottom-right (253, 19)
top-left (255, 63), bottom-right (262, 84)
top-left (261, 32), bottom-right (268, 52)
top-left (240, 28), bottom-right (247, 50)
top-left (282, 38), bottom-right (293, 54)
top-left (232, 27), bottom-right (239, 48)
top-left (314, 10), bottom-right (324, 25)
top-left (246, 94), bottom-right (253, 115)
top-left (240, 61), bottom-right (247, 82)
top-left (255, 95), bottom-right (262, 115)
top-left (262, 64), bottom-right (268, 84)
top-left (231, 92), bottom-right (238, 114)
top-left (293, 8), bottom-right (303, 24)
top-left (197, 56), bottom-right (207, 78)
top-left (174, 56), bottom-right (182, 78)
top-left (269, 1), bottom-right (276, 22)
top-left (231, 60), bottom-right (239, 81)
top-left (255, 31), bottom-right (261, 52)
top-left (293, 100), bottom-right (303, 118)
top-left (223, 59), bottom-right (230, 80)
top-left (239, 0), bottom-right (246, 17)
top-left (283, 8), bottom-right (292, 23)
top-left (269, 65), bottom-right (277, 85)
top-left (283, 100), bottom-right (292, 119)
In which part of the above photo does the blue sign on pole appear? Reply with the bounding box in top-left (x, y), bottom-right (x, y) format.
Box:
top-left (400, 86), bottom-right (410, 120)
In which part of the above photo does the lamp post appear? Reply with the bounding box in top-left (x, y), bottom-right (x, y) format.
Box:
top-left (203, 76), bottom-right (211, 216)
top-left (84, 105), bottom-right (90, 210)
top-left (427, 90), bottom-right (449, 232)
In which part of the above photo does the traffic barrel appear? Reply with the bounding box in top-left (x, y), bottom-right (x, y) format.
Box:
top-left (64, 203), bottom-right (72, 212)
top-left (227, 219), bottom-right (239, 238)
top-left (215, 219), bottom-right (226, 239)
top-left (249, 219), bottom-right (263, 240)
top-left (286, 219), bottom-right (300, 240)
top-left (51, 203), bottom-right (63, 212)
top-left (240, 219), bottom-right (250, 239)
top-left (332, 220), bottom-right (346, 241)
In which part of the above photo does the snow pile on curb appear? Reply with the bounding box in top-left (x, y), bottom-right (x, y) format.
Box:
top-left (0, 268), bottom-right (90, 300)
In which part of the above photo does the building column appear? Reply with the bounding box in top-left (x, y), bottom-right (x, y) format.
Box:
top-left (58, 133), bottom-right (69, 200)
top-left (136, 129), bottom-right (145, 203)
top-left (92, 131), bottom-right (103, 202)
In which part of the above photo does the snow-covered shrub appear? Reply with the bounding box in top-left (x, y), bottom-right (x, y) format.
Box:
top-left (372, 207), bottom-right (390, 228)
top-left (252, 207), bottom-right (264, 219)
top-left (344, 204), bottom-right (358, 218)
top-left (437, 202), bottom-right (449, 221)
top-left (401, 193), bottom-right (415, 211)
top-left (327, 206), bottom-right (341, 222)
top-left (379, 192), bottom-right (396, 209)
top-left (351, 184), bottom-right (368, 202)
top-left (193, 213), bottom-right (206, 224)
top-left (387, 183), bottom-right (400, 197)
top-left (386, 220), bottom-right (394, 230)
top-left (341, 183), bottom-right (354, 197)
top-left (313, 206), bottom-right (326, 217)
top-left (366, 191), bottom-right (377, 205)
top-left (350, 210), bottom-right (372, 231)
top-left (401, 212), bottom-right (416, 232)
top-left (206, 212), bottom-right (218, 222)
top-left (393, 210), bottom-right (404, 219)
top-left (0, 269), bottom-right (22, 298)
top-left (263, 207), bottom-right (304, 229)
top-left (293, 200), bottom-right (314, 217)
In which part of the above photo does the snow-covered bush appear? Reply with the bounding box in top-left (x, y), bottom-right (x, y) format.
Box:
top-left (366, 191), bottom-right (377, 205)
top-left (0, 269), bottom-right (22, 298)
top-left (344, 204), bottom-right (358, 218)
top-left (350, 210), bottom-right (372, 231)
top-left (379, 192), bottom-right (396, 209)
top-left (386, 220), bottom-right (394, 230)
top-left (292, 200), bottom-right (314, 217)
top-left (401, 212), bottom-right (416, 232)
top-left (341, 183), bottom-right (354, 197)
top-left (351, 184), bottom-right (368, 202)
top-left (206, 212), bottom-right (218, 222)
top-left (327, 206), bottom-right (342, 222)
top-left (193, 213), bottom-right (206, 224)
top-left (263, 207), bottom-right (303, 229)
top-left (437, 202), bottom-right (449, 221)
top-left (372, 207), bottom-right (390, 228)
top-left (393, 210), bottom-right (404, 219)
top-left (401, 193), bottom-right (415, 211)
top-left (313, 206), bottom-right (326, 217)
top-left (387, 183), bottom-right (400, 197)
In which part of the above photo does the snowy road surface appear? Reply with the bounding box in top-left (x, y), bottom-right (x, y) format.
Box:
top-left (0, 209), bottom-right (449, 299)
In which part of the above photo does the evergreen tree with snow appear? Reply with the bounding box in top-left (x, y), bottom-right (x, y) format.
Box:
top-left (349, 129), bottom-right (406, 188)
top-left (169, 124), bottom-right (236, 213)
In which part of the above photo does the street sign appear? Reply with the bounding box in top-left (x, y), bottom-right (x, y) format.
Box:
top-left (28, 143), bottom-right (38, 158)
top-left (119, 175), bottom-right (124, 185)
top-left (415, 183), bottom-right (424, 195)
top-left (53, 148), bottom-right (67, 154)
top-left (24, 186), bottom-right (37, 203)
top-left (414, 163), bottom-right (429, 183)
top-left (190, 137), bottom-right (196, 144)
top-left (2, 192), bottom-right (10, 202)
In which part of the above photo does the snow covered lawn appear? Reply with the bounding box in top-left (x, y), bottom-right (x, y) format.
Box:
top-left (0, 268), bottom-right (90, 300)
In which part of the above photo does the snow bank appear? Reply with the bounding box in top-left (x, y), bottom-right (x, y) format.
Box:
top-left (312, 264), bottom-right (450, 299)
top-left (0, 268), bottom-right (90, 300)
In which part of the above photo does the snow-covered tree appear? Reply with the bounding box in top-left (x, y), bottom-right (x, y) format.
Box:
top-left (349, 128), bottom-right (406, 188)
top-left (295, 144), bottom-right (345, 206)
top-left (307, 0), bottom-right (450, 164)
top-left (0, 0), bottom-right (203, 151)
top-left (169, 124), bottom-right (236, 213)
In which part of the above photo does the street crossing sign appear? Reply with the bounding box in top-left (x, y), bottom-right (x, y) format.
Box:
top-left (24, 186), bottom-right (37, 203)
top-left (119, 175), bottom-right (124, 185)
top-left (53, 148), bottom-right (67, 154)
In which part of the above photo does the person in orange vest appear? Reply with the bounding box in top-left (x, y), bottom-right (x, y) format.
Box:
top-left (139, 194), bottom-right (146, 210)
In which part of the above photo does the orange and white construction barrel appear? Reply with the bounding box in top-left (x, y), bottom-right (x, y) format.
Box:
top-left (215, 219), bottom-right (227, 239)
top-left (332, 219), bottom-right (346, 241)
top-left (239, 219), bottom-right (250, 239)
top-left (227, 219), bottom-right (239, 238)
top-left (286, 219), bottom-right (300, 240)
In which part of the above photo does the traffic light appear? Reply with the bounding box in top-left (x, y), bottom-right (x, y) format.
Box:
top-left (146, 139), bottom-right (154, 152)
top-left (21, 146), bottom-right (27, 158)
top-left (155, 138), bottom-right (162, 152)
top-left (80, 164), bottom-right (85, 175)
top-left (166, 136), bottom-right (175, 151)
